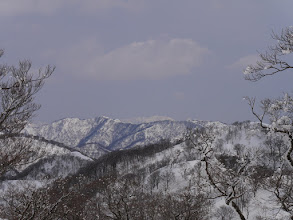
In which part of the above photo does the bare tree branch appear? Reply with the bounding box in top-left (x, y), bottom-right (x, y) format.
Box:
top-left (244, 27), bottom-right (293, 81)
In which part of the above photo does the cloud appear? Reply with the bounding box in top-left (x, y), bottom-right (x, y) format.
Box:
top-left (80, 39), bottom-right (210, 80)
top-left (227, 54), bottom-right (259, 70)
top-left (0, 0), bottom-right (144, 16)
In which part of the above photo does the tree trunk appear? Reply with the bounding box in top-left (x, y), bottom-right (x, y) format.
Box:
top-left (231, 201), bottom-right (246, 220)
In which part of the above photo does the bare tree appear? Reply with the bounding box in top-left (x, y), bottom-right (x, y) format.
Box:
top-left (214, 205), bottom-right (237, 220)
top-left (244, 27), bottom-right (293, 81)
top-left (0, 180), bottom-right (71, 220)
top-left (244, 27), bottom-right (293, 167)
top-left (0, 50), bottom-right (54, 179)
top-left (245, 94), bottom-right (293, 167)
top-left (161, 168), bottom-right (175, 191)
top-left (186, 127), bottom-right (250, 220)
top-left (266, 164), bottom-right (293, 218)
top-left (245, 95), bottom-right (293, 219)
top-left (245, 26), bottom-right (293, 219)
top-left (156, 189), bottom-right (211, 220)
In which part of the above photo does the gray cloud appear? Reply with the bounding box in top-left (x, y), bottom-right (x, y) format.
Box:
top-left (77, 39), bottom-right (210, 80)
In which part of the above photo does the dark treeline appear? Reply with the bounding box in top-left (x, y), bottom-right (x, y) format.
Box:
top-left (75, 139), bottom-right (175, 179)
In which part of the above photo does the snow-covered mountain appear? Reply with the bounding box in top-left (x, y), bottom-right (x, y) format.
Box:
top-left (14, 119), bottom-right (291, 219)
top-left (24, 116), bottom-right (202, 158)
top-left (3, 117), bottom-right (293, 219)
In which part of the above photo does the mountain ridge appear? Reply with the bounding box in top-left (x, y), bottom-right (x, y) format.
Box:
top-left (24, 116), bottom-right (215, 158)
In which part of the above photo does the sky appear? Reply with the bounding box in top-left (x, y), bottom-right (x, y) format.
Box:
top-left (1, 0), bottom-right (293, 124)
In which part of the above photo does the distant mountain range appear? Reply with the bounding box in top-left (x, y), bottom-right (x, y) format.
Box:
top-left (24, 116), bottom-right (206, 158)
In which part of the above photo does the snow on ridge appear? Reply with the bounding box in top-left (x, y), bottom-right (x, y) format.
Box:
top-left (70, 151), bottom-right (93, 161)
top-left (121, 115), bottom-right (174, 124)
